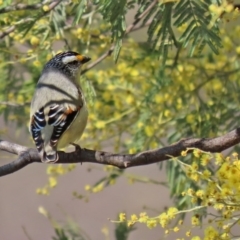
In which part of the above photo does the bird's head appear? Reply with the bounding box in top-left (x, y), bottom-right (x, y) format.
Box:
top-left (44, 51), bottom-right (91, 76)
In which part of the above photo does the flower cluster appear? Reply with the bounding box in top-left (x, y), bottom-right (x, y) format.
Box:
top-left (114, 150), bottom-right (240, 239)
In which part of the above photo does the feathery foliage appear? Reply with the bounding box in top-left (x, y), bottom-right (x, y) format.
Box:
top-left (1, 0), bottom-right (240, 239)
top-left (173, 0), bottom-right (222, 55)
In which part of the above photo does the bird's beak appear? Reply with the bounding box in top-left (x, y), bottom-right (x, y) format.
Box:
top-left (76, 55), bottom-right (91, 64)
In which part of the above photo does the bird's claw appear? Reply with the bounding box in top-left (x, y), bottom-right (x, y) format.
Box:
top-left (70, 143), bottom-right (82, 151)
top-left (70, 143), bottom-right (84, 165)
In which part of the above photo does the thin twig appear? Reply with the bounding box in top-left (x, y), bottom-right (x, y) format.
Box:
top-left (82, 46), bottom-right (114, 74)
top-left (0, 2), bottom-right (45, 14)
top-left (22, 226), bottom-right (33, 240)
top-left (0, 26), bottom-right (15, 39)
top-left (130, 19), bottom-right (152, 32)
top-left (0, 0), bottom-right (63, 39)
top-left (126, 0), bottom-right (158, 34)
top-left (0, 101), bottom-right (25, 107)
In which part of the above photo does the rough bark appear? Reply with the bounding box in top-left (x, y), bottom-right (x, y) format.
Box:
top-left (1, 127), bottom-right (240, 177)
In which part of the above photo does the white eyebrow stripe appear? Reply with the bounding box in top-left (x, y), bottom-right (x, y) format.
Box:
top-left (62, 55), bottom-right (77, 64)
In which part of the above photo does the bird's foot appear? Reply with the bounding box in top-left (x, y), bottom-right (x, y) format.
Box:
top-left (41, 151), bottom-right (59, 163)
top-left (70, 142), bottom-right (83, 152)
top-left (70, 143), bottom-right (84, 165)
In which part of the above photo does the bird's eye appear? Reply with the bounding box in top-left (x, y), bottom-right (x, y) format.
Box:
top-left (71, 60), bottom-right (78, 65)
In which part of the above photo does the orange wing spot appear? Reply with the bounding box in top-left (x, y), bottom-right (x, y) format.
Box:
top-left (63, 106), bottom-right (80, 118)
top-left (65, 107), bottom-right (75, 115)
top-left (66, 106), bottom-right (81, 114)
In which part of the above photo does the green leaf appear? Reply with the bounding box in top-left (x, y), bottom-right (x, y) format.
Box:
top-left (115, 219), bottom-right (136, 240)
top-left (174, 9), bottom-right (193, 27)
top-left (114, 39), bottom-right (122, 63)
top-left (73, 0), bottom-right (88, 24)
top-left (173, 0), bottom-right (189, 18)
top-left (206, 39), bottom-right (219, 55)
top-left (179, 20), bottom-right (196, 42)
top-left (189, 32), bottom-right (200, 56)
top-left (183, 26), bottom-right (198, 48)
top-left (174, 0), bottom-right (222, 56)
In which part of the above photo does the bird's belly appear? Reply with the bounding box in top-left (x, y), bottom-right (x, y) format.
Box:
top-left (57, 104), bottom-right (88, 149)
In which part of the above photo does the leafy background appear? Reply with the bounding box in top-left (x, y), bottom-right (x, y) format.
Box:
top-left (1, 0), bottom-right (240, 239)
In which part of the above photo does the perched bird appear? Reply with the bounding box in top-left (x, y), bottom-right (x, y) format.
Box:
top-left (29, 51), bottom-right (91, 163)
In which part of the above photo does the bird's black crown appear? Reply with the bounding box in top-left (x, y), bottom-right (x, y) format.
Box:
top-left (43, 51), bottom-right (90, 76)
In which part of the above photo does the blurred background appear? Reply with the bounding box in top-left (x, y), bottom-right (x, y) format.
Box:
top-left (0, 127), bottom-right (170, 239)
top-left (1, 0), bottom-right (240, 239)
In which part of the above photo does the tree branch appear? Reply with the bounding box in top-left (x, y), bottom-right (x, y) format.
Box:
top-left (1, 127), bottom-right (240, 177)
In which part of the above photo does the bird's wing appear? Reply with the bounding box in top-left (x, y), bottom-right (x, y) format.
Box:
top-left (30, 104), bottom-right (80, 150)
top-left (30, 107), bottom-right (46, 152)
top-left (47, 104), bottom-right (80, 147)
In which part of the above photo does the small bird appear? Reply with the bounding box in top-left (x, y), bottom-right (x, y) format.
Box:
top-left (29, 51), bottom-right (91, 163)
